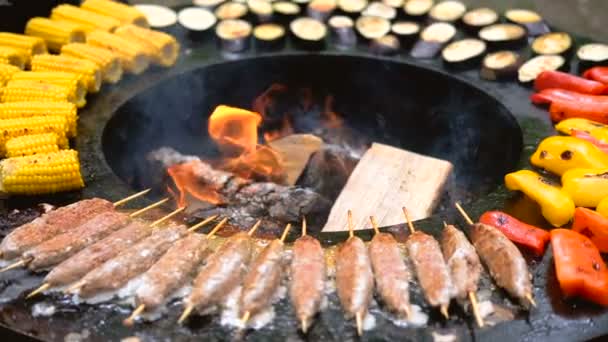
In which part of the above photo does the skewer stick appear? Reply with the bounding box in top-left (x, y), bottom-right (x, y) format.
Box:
top-left (369, 216), bottom-right (380, 235)
top-left (0, 259), bottom-right (28, 273)
top-left (347, 210), bottom-right (354, 239)
top-left (440, 305), bottom-right (449, 320)
top-left (129, 198), bottom-right (170, 218)
top-left (302, 217), bottom-right (307, 236)
top-left (187, 215), bottom-right (220, 233)
top-left (280, 223), bottom-right (292, 243)
top-left (26, 283), bottom-right (51, 299)
top-left (240, 310), bottom-right (251, 327)
top-left (66, 279), bottom-right (85, 293)
top-left (248, 220), bottom-right (262, 236)
top-left (149, 207), bottom-right (186, 227)
top-left (301, 316), bottom-right (309, 334)
top-left (469, 291), bottom-right (484, 328)
top-left (113, 189), bottom-right (151, 207)
top-left (178, 305), bottom-right (194, 325)
top-left (355, 311), bottom-right (364, 336)
top-left (402, 207), bottom-right (416, 233)
top-left (123, 303), bottom-right (145, 326)
top-left (200, 217), bottom-right (226, 236)
top-left (454, 202), bottom-right (474, 225)
top-left (525, 293), bottom-right (537, 308)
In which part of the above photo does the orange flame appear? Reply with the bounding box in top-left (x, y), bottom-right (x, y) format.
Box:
top-left (167, 162), bottom-right (224, 208)
top-left (208, 105), bottom-right (262, 156)
top-left (323, 95), bottom-right (344, 129)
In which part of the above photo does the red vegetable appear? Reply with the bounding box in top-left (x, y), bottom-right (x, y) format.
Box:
top-left (535, 71), bottom-right (607, 95)
top-left (550, 228), bottom-right (608, 306)
top-left (571, 207), bottom-right (608, 253)
top-left (571, 130), bottom-right (608, 154)
top-left (531, 88), bottom-right (608, 106)
top-left (549, 99), bottom-right (608, 124)
top-left (584, 67), bottom-right (608, 85)
top-left (479, 211), bottom-right (550, 256)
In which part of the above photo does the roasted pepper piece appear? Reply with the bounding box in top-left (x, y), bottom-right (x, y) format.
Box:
top-left (530, 136), bottom-right (608, 175)
top-left (562, 168), bottom-right (608, 207)
top-left (572, 207), bottom-right (608, 252)
top-left (535, 71), bottom-right (607, 95)
top-left (479, 211), bottom-right (550, 256)
top-left (531, 88), bottom-right (608, 106)
top-left (504, 169), bottom-right (575, 227)
top-left (550, 228), bottom-right (608, 306)
top-left (597, 197), bottom-right (608, 218)
top-left (555, 118), bottom-right (608, 143)
top-left (570, 131), bottom-right (608, 154)
top-left (583, 66), bottom-right (608, 85)
top-left (550, 100), bottom-right (608, 124)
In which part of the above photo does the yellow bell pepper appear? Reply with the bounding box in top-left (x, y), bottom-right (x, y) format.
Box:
top-left (505, 169), bottom-right (575, 227)
top-left (555, 118), bottom-right (608, 143)
top-left (530, 136), bottom-right (608, 176)
top-left (597, 197), bottom-right (608, 218)
top-left (562, 168), bottom-right (608, 207)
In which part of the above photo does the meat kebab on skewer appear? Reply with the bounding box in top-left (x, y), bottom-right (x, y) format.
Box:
top-left (0, 189), bottom-right (150, 261)
top-left (178, 220), bottom-right (261, 324)
top-left (289, 218), bottom-right (326, 333)
top-left (335, 210), bottom-right (374, 336)
top-left (240, 223), bottom-right (292, 327)
top-left (441, 222), bottom-right (484, 327)
top-left (368, 216), bottom-right (412, 319)
top-left (123, 217), bottom-right (227, 326)
top-left (403, 207), bottom-right (453, 319)
top-left (454, 203), bottom-right (535, 309)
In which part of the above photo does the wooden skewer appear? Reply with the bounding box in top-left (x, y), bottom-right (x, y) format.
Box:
top-left (454, 202), bottom-right (474, 225)
top-left (0, 259), bottom-right (28, 273)
top-left (346, 210), bottom-right (364, 335)
top-left (469, 291), bottom-right (484, 328)
top-left (129, 198), bottom-right (170, 218)
top-left (347, 209), bottom-right (354, 239)
top-left (440, 305), bottom-right (449, 319)
top-left (248, 220), bottom-right (262, 236)
top-left (240, 310), bottom-right (251, 328)
top-left (401, 207), bottom-right (416, 233)
top-left (302, 217), bottom-right (307, 236)
top-left (177, 304), bottom-right (194, 324)
top-left (113, 189), bottom-right (151, 207)
top-left (301, 316), bottom-right (309, 334)
top-left (26, 283), bottom-right (51, 299)
top-left (66, 279), bottom-right (85, 293)
top-left (355, 311), bottom-right (364, 336)
top-left (280, 223), bottom-right (292, 243)
top-left (525, 293), bottom-right (537, 308)
top-left (123, 304), bottom-right (146, 327)
top-left (149, 207), bottom-right (186, 227)
top-left (187, 215), bottom-right (220, 233)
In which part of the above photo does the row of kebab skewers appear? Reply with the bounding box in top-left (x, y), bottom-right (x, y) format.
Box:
top-left (0, 191), bottom-right (535, 335)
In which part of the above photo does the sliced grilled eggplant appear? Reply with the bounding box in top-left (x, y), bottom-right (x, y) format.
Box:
top-left (531, 32), bottom-right (572, 57)
top-left (293, 0), bottom-right (312, 11)
top-left (382, 0), bottom-right (404, 9)
top-left (134, 4), bottom-right (177, 28)
top-left (329, 15), bottom-right (357, 48)
top-left (178, 7), bottom-right (217, 40)
top-left (337, 0), bottom-right (368, 17)
top-left (362, 2), bottom-right (397, 20)
top-left (355, 15), bottom-right (391, 42)
top-left (370, 34), bottom-right (400, 55)
top-left (403, 0), bottom-right (434, 20)
top-left (248, 0), bottom-right (274, 23)
top-left (480, 50), bottom-right (523, 81)
top-left (442, 38), bottom-right (486, 69)
top-left (215, 19), bottom-right (252, 52)
top-left (518, 55), bottom-right (566, 83)
top-left (429, 0), bottom-right (466, 23)
top-left (307, 0), bottom-right (337, 21)
top-left (254, 23), bottom-right (286, 51)
top-left (193, 0), bottom-right (227, 10)
top-left (290, 17), bottom-right (328, 50)
top-left (214, 2), bottom-right (249, 20)
top-left (273, 1), bottom-right (300, 24)
top-left (578, 43), bottom-right (608, 70)
top-left (504, 8), bottom-right (550, 37)
top-left (478, 23), bottom-right (526, 50)
top-left (462, 7), bottom-right (498, 33)
top-left (391, 21), bottom-right (420, 48)
top-left (410, 22), bottom-right (455, 59)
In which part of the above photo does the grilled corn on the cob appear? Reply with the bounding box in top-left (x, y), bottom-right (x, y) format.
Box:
top-left (114, 24), bottom-right (179, 67)
top-left (0, 149), bottom-right (84, 195)
top-left (0, 64), bottom-right (21, 86)
top-left (25, 17), bottom-right (86, 52)
top-left (31, 54), bottom-right (101, 93)
top-left (0, 116), bottom-right (69, 148)
top-left (1, 81), bottom-right (79, 106)
top-left (0, 102), bottom-right (77, 137)
top-left (5, 132), bottom-right (68, 158)
top-left (86, 30), bottom-right (150, 74)
top-left (50, 4), bottom-right (121, 33)
top-left (10, 71), bottom-right (87, 108)
top-left (0, 46), bottom-right (26, 69)
top-left (81, 0), bottom-right (149, 27)
top-left (61, 43), bottom-right (123, 83)
top-left (0, 33), bottom-right (47, 65)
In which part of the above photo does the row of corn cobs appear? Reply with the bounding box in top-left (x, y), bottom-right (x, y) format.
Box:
top-left (0, 0), bottom-right (179, 196)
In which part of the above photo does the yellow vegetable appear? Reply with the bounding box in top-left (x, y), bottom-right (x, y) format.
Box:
top-left (10, 71), bottom-right (87, 108)
top-left (555, 118), bottom-right (608, 143)
top-left (530, 136), bottom-right (608, 176)
top-left (562, 168), bottom-right (608, 207)
top-left (505, 169), bottom-right (575, 227)
top-left (114, 24), bottom-right (179, 67)
top-left (1, 81), bottom-right (78, 105)
top-left (81, 0), bottom-right (149, 27)
top-left (25, 17), bottom-right (86, 52)
top-left (596, 197), bottom-right (608, 218)
top-left (5, 132), bottom-right (68, 157)
top-left (0, 46), bottom-right (26, 69)
top-left (61, 43), bottom-right (123, 83)
top-left (0, 33), bottom-right (47, 65)
top-left (0, 63), bottom-right (21, 86)
top-left (86, 30), bottom-right (150, 74)
top-left (50, 4), bottom-right (121, 33)
top-left (0, 102), bottom-right (77, 137)
top-left (31, 54), bottom-right (101, 93)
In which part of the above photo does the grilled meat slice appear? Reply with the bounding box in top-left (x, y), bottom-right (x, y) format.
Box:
top-left (406, 231), bottom-right (453, 309)
top-left (290, 235), bottom-right (325, 331)
top-left (77, 225), bottom-right (187, 298)
top-left (441, 224), bottom-right (482, 299)
top-left (1, 198), bottom-right (113, 259)
top-left (45, 220), bottom-right (151, 287)
top-left (470, 223), bottom-right (532, 306)
top-left (335, 236), bottom-right (374, 318)
top-left (135, 233), bottom-right (209, 311)
top-left (23, 211), bottom-right (129, 270)
top-left (369, 232), bottom-right (411, 318)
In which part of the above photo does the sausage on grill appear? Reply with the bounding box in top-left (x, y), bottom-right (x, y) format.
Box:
top-left (441, 224), bottom-right (482, 299)
top-left (290, 235), bottom-right (325, 332)
top-left (335, 236), bottom-right (374, 320)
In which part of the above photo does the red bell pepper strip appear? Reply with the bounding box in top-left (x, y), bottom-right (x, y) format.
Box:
top-left (571, 130), bottom-right (608, 154)
top-left (531, 88), bottom-right (608, 106)
top-left (479, 211), bottom-right (550, 256)
top-left (572, 207), bottom-right (608, 253)
top-left (550, 228), bottom-right (608, 306)
top-left (549, 99), bottom-right (608, 124)
top-left (584, 67), bottom-right (608, 85)
top-left (535, 71), bottom-right (608, 95)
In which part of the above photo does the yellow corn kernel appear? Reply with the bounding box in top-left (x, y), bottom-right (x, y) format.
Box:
top-left (86, 30), bottom-right (150, 74)
top-left (0, 115), bottom-right (69, 146)
top-left (0, 102), bottom-right (77, 137)
top-left (0, 33), bottom-right (47, 65)
top-left (50, 4), bottom-right (121, 33)
top-left (0, 149), bottom-right (84, 195)
top-left (5, 132), bottom-right (68, 157)
top-left (61, 43), bottom-right (123, 83)
top-left (0, 46), bottom-right (26, 69)
top-left (114, 24), bottom-right (179, 67)
top-left (0, 64), bottom-right (21, 87)
top-left (31, 54), bottom-right (101, 93)
top-left (10, 71), bottom-right (87, 108)
top-left (25, 17), bottom-right (86, 53)
top-left (81, 0), bottom-right (149, 27)
top-left (1, 81), bottom-right (78, 107)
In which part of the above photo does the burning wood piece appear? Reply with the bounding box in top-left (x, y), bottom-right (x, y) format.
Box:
top-left (267, 134), bottom-right (323, 185)
top-left (322, 143), bottom-right (453, 232)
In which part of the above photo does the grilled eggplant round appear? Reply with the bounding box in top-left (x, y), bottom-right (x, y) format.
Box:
top-left (248, 0), bottom-right (274, 23)
top-left (478, 23), bottom-right (526, 50)
top-left (504, 8), bottom-right (550, 37)
top-left (442, 38), bottom-right (486, 69)
top-left (370, 34), bottom-right (400, 55)
top-left (531, 32), bottom-right (572, 57)
top-left (134, 4), bottom-right (177, 28)
top-left (480, 50), bottom-right (523, 81)
top-left (193, 0), bottom-right (227, 10)
top-left (273, 1), bottom-right (300, 24)
top-left (518, 55), bottom-right (566, 83)
top-left (577, 43), bottom-right (608, 70)
top-left (362, 2), bottom-right (397, 20)
top-left (254, 23), bottom-right (286, 51)
top-left (462, 7), bottom-right (498, 33)
top-left (411, 22), bottom-right (455, 59)
top-left (355, 15), bottom-right (391, 42)
top-left (178, 7), bottom-right (217, 40)
top-left (403, 0), bottom-right (433, 19)
top-left (382, 0), bottom-right (403, 9)
top-left (429, 0), bottom-right (466, 23)
top-left (307, 0), bottom-right (337, 21)
top-left (329, 15), bottom-right (357, 48)
top-left (337, 0), bottom-right (368, 17)
top-left (290, 17), bottom-right (328, 50)
top-left (391, 21), bottom-right (420, 48)
top-left (215, 19), bottom-right (252, 52)
top-left (215, 2), bottom-right (249, 20)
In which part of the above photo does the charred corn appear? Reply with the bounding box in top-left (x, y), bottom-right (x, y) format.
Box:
top-left (0, 115), bottom-right (69, 148)
top-left (0, 46), bottom-right (26, 69)
top-left (81, 0), bottom-right (149, 27)
top-left (10, 71), bottom-right (87, 108)
top-left (0, 64), bottom-right (20, 86)
top-left (0, 149), bottom-right (84, 195)
top-left (50, 4), bottom-right (120, 33)
top-left (0, 102), bottom-right (77, 137)
top-left (114, 25), bottom-right (179, 67)
top-left (1, 81), bottom-right (79, 107)
top-left (31, 54), bottom-right (101, 93)
top-left (87, 30), bottom-right (149, 74)
top-left (5, 132), bottom-right (68, 158)
top-left (61, 43), bottom-right (123, 83)
top-left (0, 33), bottom-right (47, 65)
top-left (25, 17), bottom-right (86, 52)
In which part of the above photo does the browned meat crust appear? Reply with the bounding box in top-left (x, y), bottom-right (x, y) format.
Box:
top-left (441, 225), bottom-right (482, 299)
top-left (470, 223), bottom-right (532, 305)
top-left (289, 235), bottom-right (325, 328)
top-left (77, 225), bottom-right (187, 298)
top-left (23, 211), bottom-right (129, 270)
top-left (45, 220), bottom-right (151, 287)
top-left (187, 232), bottom-right (252, 312)
top-left (0, 198), bottom-right (113, 260)
top-left (369, 233), bottom-right (411, 318)
top-left (335, 236), bottom-right (374, 318)
top-left (135, 233), bottom-right (209, 310)
top-left (406, 231), bottom-right (453, 308)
